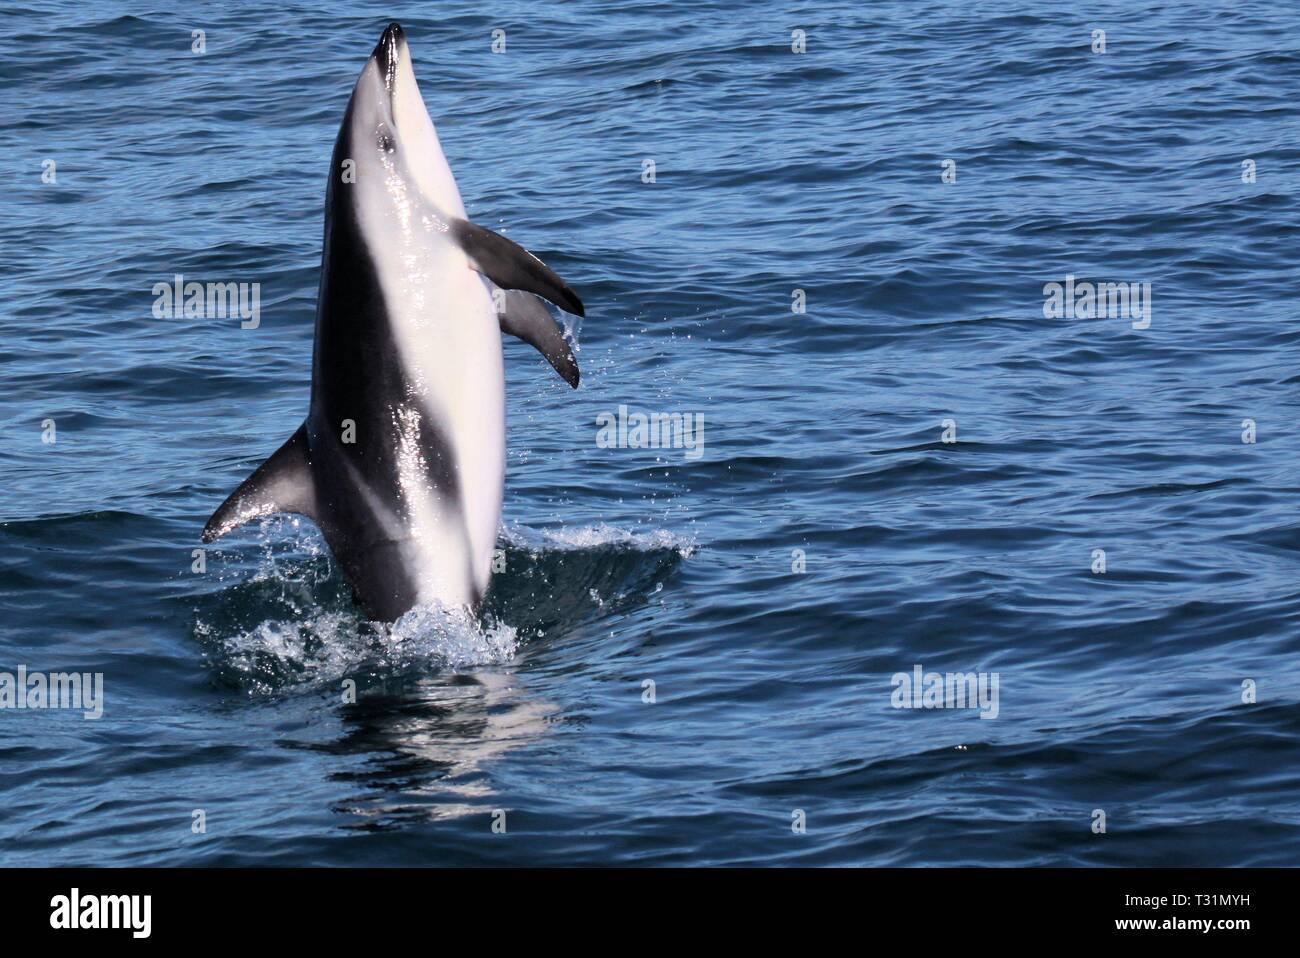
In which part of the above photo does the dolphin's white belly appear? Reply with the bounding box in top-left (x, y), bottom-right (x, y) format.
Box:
top-left (376, 215), bottom-right (505, 608)
top-left (398, 265), bottom-right (504, 608)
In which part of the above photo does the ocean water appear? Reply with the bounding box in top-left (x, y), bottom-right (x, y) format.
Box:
top-left (2, 0), bottom-right (1299, 867)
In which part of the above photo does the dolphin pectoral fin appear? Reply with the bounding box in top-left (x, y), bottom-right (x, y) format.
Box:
top-left (452, 218), bottom-right (585, 317)
top-left (201, 424), bottom-right (318, 543)
top-left (497, 290), bottom-right (580, 388)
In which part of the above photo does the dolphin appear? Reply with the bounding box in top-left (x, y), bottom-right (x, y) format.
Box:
top-left (202, 23), bottom-right (585, 621)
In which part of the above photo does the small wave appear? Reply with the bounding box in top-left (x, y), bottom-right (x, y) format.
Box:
top-left (504, 520), bottom-right (697, 557)
top-left (483, 522), bottom-right (694, 636)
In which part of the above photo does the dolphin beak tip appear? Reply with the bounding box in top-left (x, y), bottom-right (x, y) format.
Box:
top-left (372, 22), bottom-right (406, 78)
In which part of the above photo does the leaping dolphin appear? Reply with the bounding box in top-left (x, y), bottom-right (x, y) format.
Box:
top-left (202, 23), bottom-right (585, 621)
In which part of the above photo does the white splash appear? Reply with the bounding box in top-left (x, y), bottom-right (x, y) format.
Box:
top-left (204, 602), bottom-right (517, 696)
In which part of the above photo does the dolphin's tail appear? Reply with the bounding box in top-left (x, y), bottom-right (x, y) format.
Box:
top-left (202, 423), bottom-right (319, 543)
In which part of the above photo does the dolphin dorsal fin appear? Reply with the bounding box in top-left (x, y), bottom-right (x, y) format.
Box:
top-left (497, 289), bottom-right (580, 388)
top-left (452, 219), bottom-right (585, 317)
top-left (202, 424), bottom-right (318, 543)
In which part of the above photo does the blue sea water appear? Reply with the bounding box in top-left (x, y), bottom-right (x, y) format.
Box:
top-left (1, 0), bottom-right (1299, 866)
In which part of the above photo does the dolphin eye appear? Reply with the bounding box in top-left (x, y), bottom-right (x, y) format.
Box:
top-left (378, 132), bottom-right (394, 153)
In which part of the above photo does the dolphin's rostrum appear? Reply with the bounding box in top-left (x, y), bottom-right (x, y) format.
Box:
top-left (202, 23), bottom-right (586, 621)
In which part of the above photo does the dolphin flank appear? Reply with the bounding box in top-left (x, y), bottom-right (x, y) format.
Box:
top-left (202, 23), bottom-right (586, 621)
